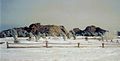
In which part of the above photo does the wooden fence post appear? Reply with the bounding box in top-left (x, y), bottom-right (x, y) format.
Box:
top-left (78, 43), bottom-right (80, 48)
top-left (45, 41), bottom-right (48, 48)
top-left (85, 36), bottom-right (88, 41)
top-left (6, 42), bottom-right (9, 48)
top-left (102, 43), bottom-right (104, 48)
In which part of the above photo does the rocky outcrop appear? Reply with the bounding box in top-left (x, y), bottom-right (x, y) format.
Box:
top-left (0, 24), bottom-right (108, 38)
top-left (0, 27), bottom-right (29, 38)
top-left (71, 25), bottom-right (107, 36)
top-left (29, 23), bottom-right (69, 37)
top-left (0, 23), bottom-right (69, 38)
top-left (72, 28), bottom-right (83, 36)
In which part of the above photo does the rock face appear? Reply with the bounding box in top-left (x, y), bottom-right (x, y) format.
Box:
top-left (0, 24), bottom-right (108, 38)
top-left (0, 27), bottom-right (29, 38)
top-left (72, 28), bottom-right (83, 36)
top-left (14, 27), bottom-right (30, 37)
top-left (0, 23), bottom-right (69, 38)
top-left (29, 23), bottom-right (69, 37)
top-left (71, 25), bottom-right (107, 36)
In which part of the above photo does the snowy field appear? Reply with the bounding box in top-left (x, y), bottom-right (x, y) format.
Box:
top-left (0, 36), bottom-right (120, 61)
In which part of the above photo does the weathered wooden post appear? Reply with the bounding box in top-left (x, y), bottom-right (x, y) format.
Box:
top-left (102, 43), bottom-right (104, 48)
top-left (45, 41), bottom-right (48, 48)
top-left (85, 36), bottom-right (88, 41)
top-left (78, 43), bottom-right (80, 48)
top-left (6, 42), bottom-right (9, 48)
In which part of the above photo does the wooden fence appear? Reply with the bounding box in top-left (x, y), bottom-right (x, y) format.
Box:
top-left (5, 41), bottom-right (120, 48)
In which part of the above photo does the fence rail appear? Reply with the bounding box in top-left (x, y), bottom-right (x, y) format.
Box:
top-left (5, 41), bottom-right (120, 48)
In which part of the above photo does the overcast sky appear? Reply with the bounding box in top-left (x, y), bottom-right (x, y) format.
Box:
top-left (1, 0), bottom-right (120, 33)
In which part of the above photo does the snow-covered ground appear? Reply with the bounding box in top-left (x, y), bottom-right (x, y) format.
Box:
top-left (1, 48), bottom-right (120, 61)
top-left (0, 36), bottom-right (120, 61)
